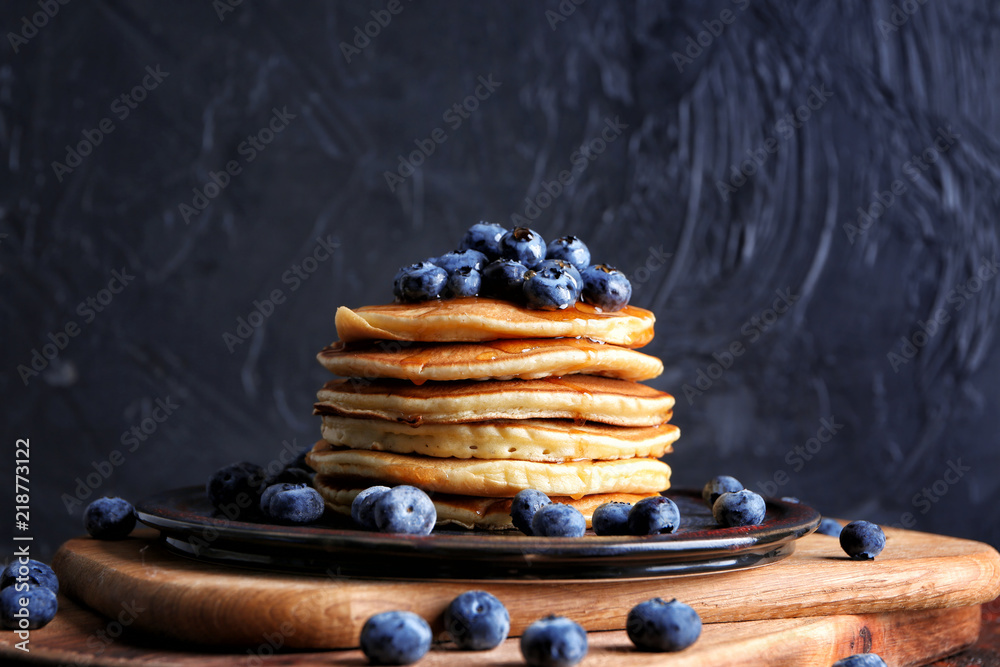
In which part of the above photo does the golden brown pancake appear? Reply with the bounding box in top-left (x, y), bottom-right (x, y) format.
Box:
top-left (335, 297), bottom-right (655, 348)
top-left (316, 338), bottom-right (663, 383)
top-left (306, 441), bottom-right (671, 498)
top-left (318, 415), bottom-right (678, 463)
top-left (315, 376), bottom-right (675, 427)
top-left (314, 476), bottom-right (659, 530)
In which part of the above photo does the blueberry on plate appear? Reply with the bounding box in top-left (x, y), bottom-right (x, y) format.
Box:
top-left (444, 266), bottom-right (482, 298)
top-left (481, 259), bottom-right (529, 301)
top-left (840, 520), bottom-right (886, 560)
top-left (628, 496), bottom-right (681, 535)
top-left (531, 503), bottom-right (586, 538)
top-left (511, 489), bottom-right (552, 535)
top-left (262, 485), bottom-right (325, 524)
top-left (1, 559), bottom-right (59, 595)
top-left (259, 482), bottom-right (300, 513)
top-left (592, 502), bottom-right (632, 536)
top-left (627, 598), bottom-right (702, 652)
top-left (0, 586), bottom-right (57, 630)
top-left (520, 615), bottom-right (588, 667)
top-left (500, 227), bottom-right (546, 268)
top-left (432, 249), bottom-right (488, 275)
top-left (374, 486), bottom-right (436, 535)
top-left (581, 264), bottom-right (632, 311)
top-left (352, 485), bottom-right (391, 531)
top-left (523, 265), bottom-right (577, 310)
top-left (713, 490), bottom-right (766, 527)
top-left (444, 590), bottom-right (510, 650)
top-left (207, 461), bottom-right (267, 511)
top-left (832, 653), bottom-right (888, 667)
top-left (459, 221), bottom-right (508, 261)
top-left (534, 259), bottom-right (583, 300)
top-left (83, 497), bottom-right (136, 540)
top-left (393, 262), bottom-right (448, 302)
top-left (816, 517), bottom-right (844, 537)
top-left (701, 475), bottom-right (743, 508)
top-left (360, 610), bottom-right (432, 665)
top-left (545, 236), bottom-right (591, 271)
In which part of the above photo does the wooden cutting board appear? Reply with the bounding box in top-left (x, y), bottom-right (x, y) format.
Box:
top-left (47, 526), bottom-right (1000, 651)
top-left (0, 595), bottom-right (982, 667)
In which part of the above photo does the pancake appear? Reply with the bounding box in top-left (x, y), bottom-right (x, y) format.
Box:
top-left (314, 476), bottom-right (659, 530)
top-left (318, 415), bottom-right (679, 463)
top-left (306, 441), bottom-right (672, 498)
top-left (316, 338), bottom-right (664, 383)
top-left (335, 297), bottom-right (654, 348)
top-left (315, 376), bottom-right (675, 427)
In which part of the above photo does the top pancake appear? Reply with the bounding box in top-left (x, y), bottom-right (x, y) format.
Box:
top-left (335, 297), bottom-right (655, 348)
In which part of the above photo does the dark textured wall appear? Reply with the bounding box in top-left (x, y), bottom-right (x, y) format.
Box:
top-left (2, 0), bottom-right (999, 559)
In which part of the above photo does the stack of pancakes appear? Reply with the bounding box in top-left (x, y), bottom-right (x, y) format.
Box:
top-left (307, 297), bottom-right (678, 530)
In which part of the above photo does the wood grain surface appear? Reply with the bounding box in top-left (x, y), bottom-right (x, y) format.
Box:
top-left (43, 526), bottom-right (1000, 650)
top-left (0, 595), bottom-right (982, 667)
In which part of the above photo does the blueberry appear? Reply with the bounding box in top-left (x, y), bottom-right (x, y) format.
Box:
top-left (545, 236), bottom-right (590, 271)
top-left (432, 249), bottom-right (488, 275)
top-left (534, 259), bottom-right (583, 300)
top-left (627, 598), bottom-right (702, 652)
top-left (713, 490), bottom-right (767, 527)
top-left (523, 266), bottom-right (577, 310)
top-left (481, 259), bottom-right (529, 301)
top-left (84, 497), bottom-right (136, 540)
top-left (701, 475), bottom-right (743, 508)
top-left (500, 227), bottom-right (546, 268)
top-left (816, 517), bottom-right (843, 537)
top-left (262, 485), bottom-right (325, 524)
top-left (511, 489), bottom-right (552, 535)
top-left (592, 502), bottom-right (632, 536)
top-left (531, 503), bottom-right (586, 538)
top-left (628, 496), bottom-right (681, 535)
top-left (444, 590), bottom-right (510, 650)
top-left (207, 461), bottom-right (267, 514)
top-left (374, 486), bottom-right (436, 535)
top-left (1, 559), bottom-right (58, 595)
top-left (580, 264), bottom-right (632, 311)
top-left (459, 222), bottom-right (508, 261)
top-left (1, 586), bottom-right (57, 630)
top-left (352, 486), bottom-right (391, 531)
top-left (832, 654), bottom-right (888, 667)
top-left (393, 261), bottom-right (447, 302)
top-left (444, 266), bottom-right (482, 298)
top-left (520, 615), bottom-right (588, 667)
top-left (360, 610), bottom-right (432, 665)
top-left (840, 521), bottom-right (886, 560)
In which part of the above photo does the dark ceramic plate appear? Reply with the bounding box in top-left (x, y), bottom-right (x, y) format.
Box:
top-left (136, 487), bottom-right (819, 580)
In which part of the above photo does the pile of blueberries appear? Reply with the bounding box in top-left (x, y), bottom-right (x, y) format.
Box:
top-left (360, 590), bottom-right (702, 666)
top-left (393, 223), bottom-right (634, 312)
